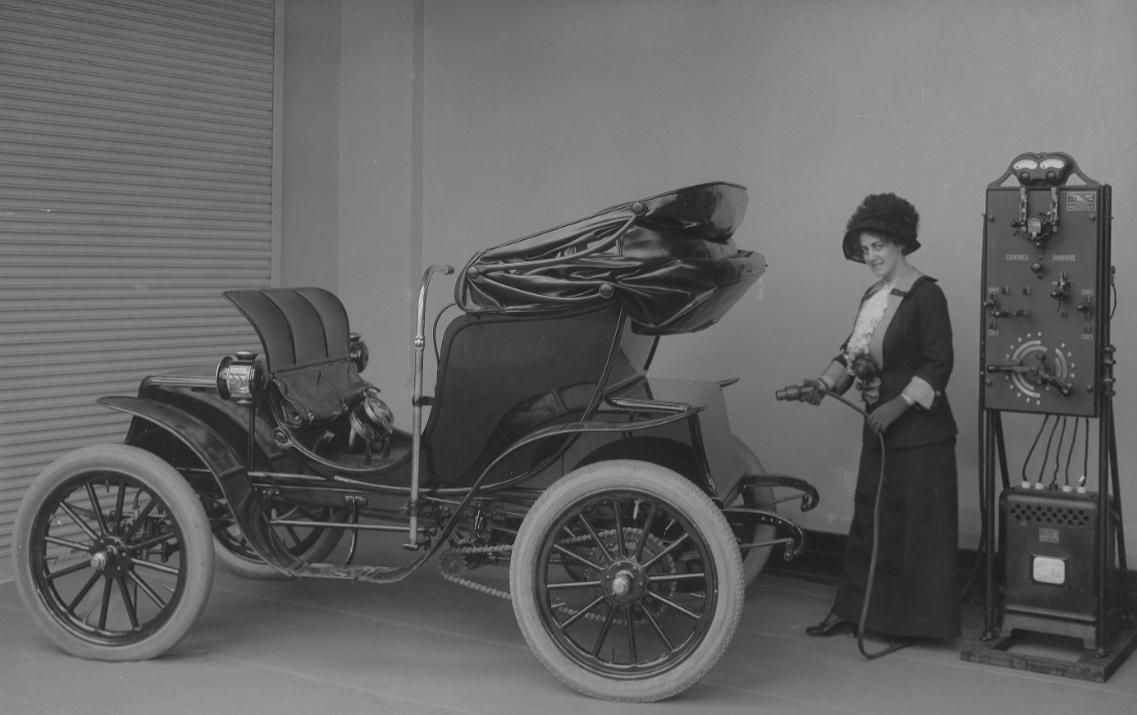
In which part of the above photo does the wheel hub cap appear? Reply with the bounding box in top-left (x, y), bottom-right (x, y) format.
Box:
top-left (611, 571), bottom-right (633, 596)
top-left (89, 538), bottom-right (129, 576)
top-left (605, 563), bottom-right (645, 603)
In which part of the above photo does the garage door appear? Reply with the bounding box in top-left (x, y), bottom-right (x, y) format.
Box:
top-left (0, 0), bottom-right (277, 581)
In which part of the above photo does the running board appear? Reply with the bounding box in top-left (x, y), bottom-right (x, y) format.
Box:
top-left (285, 555), bottom-right (430, 584)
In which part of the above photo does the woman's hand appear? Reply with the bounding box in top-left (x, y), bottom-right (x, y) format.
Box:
top-left (799, 378), bottom-right (827, 406)
top-left (867, 396), bottom-right (908, 434)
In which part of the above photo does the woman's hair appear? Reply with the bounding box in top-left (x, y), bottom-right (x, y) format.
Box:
top-left (841, 193), bottom-right (920, 262)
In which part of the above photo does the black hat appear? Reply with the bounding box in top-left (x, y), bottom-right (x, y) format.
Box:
top-left (842, 193), bottom-right (921, 263)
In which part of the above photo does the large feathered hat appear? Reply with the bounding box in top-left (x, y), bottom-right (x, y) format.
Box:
top-left (841, 193), bottom-right (920, 263)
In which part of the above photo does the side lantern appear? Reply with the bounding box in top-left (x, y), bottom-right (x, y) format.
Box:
top-left (350, 332), bottom-right (369, 373)
top-left (216, 351), bottom-right (264, 402)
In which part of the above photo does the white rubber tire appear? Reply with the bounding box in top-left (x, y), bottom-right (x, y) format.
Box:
top-left (13, 444), bottom-right (215, 661)
top-left (510, 459), bottom-right (744, 702)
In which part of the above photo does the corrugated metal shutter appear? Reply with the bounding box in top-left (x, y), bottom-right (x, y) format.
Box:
top-left (0, 0), bottom-right (277, 581)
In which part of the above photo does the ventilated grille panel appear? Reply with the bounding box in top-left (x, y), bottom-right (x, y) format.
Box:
top-left (1006, 501), bottom-right (1092, 528)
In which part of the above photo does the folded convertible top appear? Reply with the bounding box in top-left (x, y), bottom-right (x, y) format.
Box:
top-left (454, 182), bottom-right (765, 335)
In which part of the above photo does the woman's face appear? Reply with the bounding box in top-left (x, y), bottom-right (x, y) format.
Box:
top-left (859, 232), bottom-right (905, 281)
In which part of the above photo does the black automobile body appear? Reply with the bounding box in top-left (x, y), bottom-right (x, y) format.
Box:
top-left (13, 182), bottom-right (817, 702)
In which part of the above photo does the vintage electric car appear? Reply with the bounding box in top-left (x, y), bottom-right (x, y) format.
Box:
top-left (12, 182), bottom-right (816, 702)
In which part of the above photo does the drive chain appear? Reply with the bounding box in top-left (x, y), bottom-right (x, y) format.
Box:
top-left (438, 543), bottom-right (514, 600)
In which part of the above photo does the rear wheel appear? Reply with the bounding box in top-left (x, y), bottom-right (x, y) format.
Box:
top-left (510, 460), bottom-right (743, 702)
top-left (12, 444), bottom-right (214, 661)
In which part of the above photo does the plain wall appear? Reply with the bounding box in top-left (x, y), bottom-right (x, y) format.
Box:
top-left (280, 0), bottom-right (341, 290)
top-left (283, 0), bottom-right (1137, 555)
top-left (282, 0), bottom-right (417, 408)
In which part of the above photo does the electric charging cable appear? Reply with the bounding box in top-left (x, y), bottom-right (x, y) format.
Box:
top-left (776, 381), bottom-right (913, 660)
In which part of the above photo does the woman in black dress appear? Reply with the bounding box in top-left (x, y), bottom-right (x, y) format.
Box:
top-left (796, 193), bottom-right (960, 641)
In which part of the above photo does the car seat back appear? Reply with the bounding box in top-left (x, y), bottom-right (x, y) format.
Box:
top-left (224, 288), bottom-right (370, 427)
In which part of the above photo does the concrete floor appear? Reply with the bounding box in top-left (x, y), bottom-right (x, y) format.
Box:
top-left (2, 545), bottom-right (1136, 715)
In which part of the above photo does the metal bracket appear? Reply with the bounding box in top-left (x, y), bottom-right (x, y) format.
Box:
top-left (721, 507), bottom-right (807, 560)
top-left (740, 474), bottom-right (820, 512)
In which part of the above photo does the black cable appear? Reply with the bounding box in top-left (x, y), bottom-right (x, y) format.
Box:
top-left (1064, 417), bottom-right (1079, 488)
top-left (1021, 415), bottom-right (1050, 484)
top-left (1039, 416), bottom-right (1060, 485)
top-left (1049, 417), bottom-right (1067, 488)
top-left (815, 387), bottom-right (911, 660)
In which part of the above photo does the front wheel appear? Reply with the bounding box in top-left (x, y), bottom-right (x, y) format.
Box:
top-left (12, 444), bottom-right (215, 661)
top-left (510, 460), bottom-right (743, 702)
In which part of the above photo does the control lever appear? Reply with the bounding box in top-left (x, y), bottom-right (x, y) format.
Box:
top-left (987, 362), bottom-right (1073, 396)
top-left (1050, 271), bottom-right (1070, 311)
top-left (1034, 371), bottom-right (1074, 396)
top-left (983, 295), bottom-right (1030, 318)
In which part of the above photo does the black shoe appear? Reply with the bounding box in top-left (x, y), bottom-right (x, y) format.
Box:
top-left (806, 612), bottom-right (855, 637)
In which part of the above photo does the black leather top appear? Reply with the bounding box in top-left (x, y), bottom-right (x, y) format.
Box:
top-left (454, 182), bottom-right (765, 335)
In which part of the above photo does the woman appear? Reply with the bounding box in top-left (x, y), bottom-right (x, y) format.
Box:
top-left (796, 193), bottom-right (960, 642)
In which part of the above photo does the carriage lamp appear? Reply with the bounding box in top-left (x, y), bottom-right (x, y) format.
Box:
top-left (350, 332), bottom-right (370, 373)
top-left (216, 351), bottom-right (264, 402)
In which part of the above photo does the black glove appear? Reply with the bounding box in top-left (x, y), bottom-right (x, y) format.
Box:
top-left (867, 396), bottom-right (908, 434)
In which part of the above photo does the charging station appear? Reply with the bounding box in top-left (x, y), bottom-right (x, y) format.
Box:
top-left (961, 152), bottom-right (1136, 681)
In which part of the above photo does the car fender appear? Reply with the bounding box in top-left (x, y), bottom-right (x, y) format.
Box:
top-left (98, 396), bottom-right (303, 573)
top-left (573, 434), bottom-right (707, 490)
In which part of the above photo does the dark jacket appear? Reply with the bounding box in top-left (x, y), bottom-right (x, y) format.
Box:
top-left (841, 276), bottom-right (957, 450)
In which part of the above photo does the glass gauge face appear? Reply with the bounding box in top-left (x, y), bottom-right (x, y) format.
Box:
top-left (1013, 158), bottom-right (1038, 171)
top-left (1040, 157), bottom-right (1066, 169)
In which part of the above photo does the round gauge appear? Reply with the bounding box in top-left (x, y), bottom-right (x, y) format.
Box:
top-left (1040, 157), bottom-right (1066, 170)
top-left (1012, 158), bottom-right (1038, 171)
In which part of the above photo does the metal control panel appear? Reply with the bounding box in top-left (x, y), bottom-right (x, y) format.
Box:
top-left (965, 154), bottom-right (1130, 678)
top-left (981, 152), bottom-right (1112, 417)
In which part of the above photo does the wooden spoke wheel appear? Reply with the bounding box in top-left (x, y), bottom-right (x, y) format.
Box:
top-left (13, 445), bottom-right (214, 661)
top-left (510, 460), bottom-right (743, 702)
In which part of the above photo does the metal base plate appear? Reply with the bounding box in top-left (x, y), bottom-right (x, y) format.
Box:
top-left (960, 625), bottom-right (1137, 683)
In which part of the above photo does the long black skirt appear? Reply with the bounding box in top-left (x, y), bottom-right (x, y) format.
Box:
top-left (831, 438), bottom-right (961, 639)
